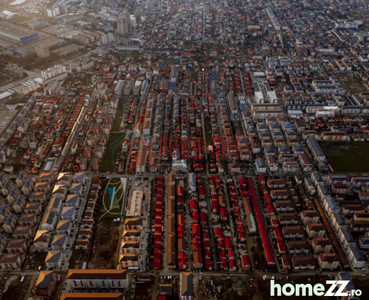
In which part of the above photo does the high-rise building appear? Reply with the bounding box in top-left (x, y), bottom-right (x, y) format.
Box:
top-left (117, 11), bottom-right (130, 35)
top-left (46, 6), bottom-right (67, 18)
top-left (100, 33), bottom-right (114, 45)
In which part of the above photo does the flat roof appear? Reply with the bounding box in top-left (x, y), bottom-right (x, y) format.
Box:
top-left (52, 43), bottom-right (79, 56)
top-left (0, 91), bottom-right (13, 100)
top-left (0, 21), bottom-right (37, 38)
top-left (10, 0), bottom-right (27, 5)
top-left (126, 190), bottom-right (143, 217)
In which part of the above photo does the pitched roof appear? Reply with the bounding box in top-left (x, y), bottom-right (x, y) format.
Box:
top-left (56, 219), bottom-right (71, 231)
top-left (61, 206), bottom-right (75, 217)
top-left (6, 239), bottom-right (26, 248)
top-left (66, 194), bottom-right (79, 204)
top-left (70, 183), bottom-right (82, 193)
top-left (35, 271), bottom-right (54, 288)
top-left (51, 234), bottom-right (67, 246)
top-left (180, 272), bottom-right (193, 296)
top-left (33, 230), bottom-right (50, 242)
top-left (57, 172), bottom-right (72, 182)
top-left (45, 250), bottom-right (62, 263)
top-left (73, 172), bottom-right (86, 182)
top-left (0, 253), bottom-right (20, 263)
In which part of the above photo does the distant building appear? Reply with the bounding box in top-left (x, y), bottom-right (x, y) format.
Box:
top-left (117, 11), bottom-right (130, 35)
top-left (115, 44), bottom-right (139, 51)
top-left (52, 44), bottom-right (80, 58)
top-left (46, 6), bottom-right (67, 18)
top-left (41, 65), bottom-right (66, 80)
top-left (100, 33), bottom-right (114, 45)
top-left (0, 21), bottom-right (38, 43)
top-left (35, 44), bottom-right (51, 58)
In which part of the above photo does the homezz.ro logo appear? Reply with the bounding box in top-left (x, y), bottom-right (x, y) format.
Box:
top-left (270, 280), bottom-right (362, 297)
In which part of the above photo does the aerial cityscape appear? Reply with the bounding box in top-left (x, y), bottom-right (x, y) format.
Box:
top-left (0, 0), bottom-right (368, 299)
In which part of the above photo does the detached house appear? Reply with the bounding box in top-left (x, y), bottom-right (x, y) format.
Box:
top-left (47, 197), bottom-right (63, 215)
top-left (40, 212), bottom-right (58, 231)
top-left (51, 235), bottom-right (68, 251)
top-left (37, 173), bottom-right (54, 184)
top-left (0, 253), bottom-right (21, 269)
top-left (29, 192), bottom-right (47, 203)
top-left (4, 213), bottom-right (17, 233)
top-left (70, 183), bottom-right (83, 195)
top-left (65, 194), bottom-right (80, 207)
top-left (6, 239), bottom-right (27, 254)
top-left (18, 214), bottom-right (37, 227)
top-left (73, 172), bottom-right (86, 184)
top-left (22, 177), bottom-right (34, 196)
top-left (56, 220), bottom-right (72, 235)
top-left (34, 182), bottom-right (50, 193)
top-left (61, 206), bottom-right (76, 221)
top-left (45, 250), bottom-right (63, 269)
top-left (52, 185), bottom-right (68, 200)
top-left (12, 226), bottom-right (32, 239)
top-left (15, 171), bottom-right (28, 188)
top-left (33, 230), bottom-right (52, 251)
top-left (56, 173), bottom-right (73, 186)
top-left (34, 271), bottom-right (57, 297)
top-left (13, 195), bottom-right (26, 213)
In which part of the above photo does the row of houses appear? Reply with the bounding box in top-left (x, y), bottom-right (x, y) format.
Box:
top-left (259, 174), bottom-right (343, 271)
top-left (312, 173), bottom-right (366, 270)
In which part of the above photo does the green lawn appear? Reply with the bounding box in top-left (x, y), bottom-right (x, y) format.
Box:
top-left (100, 178), bottom-right (124, 219)
top-left (109, 178), bottom-right (123, 209)
top-left (335, 73), bottom-right (367, 94)
top-left (203, 116), bottom-right (212, 144)
top-left (87, 9), bottom-right (99, 14)
top-left (99, 133), bottom-right (125, 173)
top-left (10, 16), bottom-right (32, 24)
top-left (320, 142), bottom-right (369, 173)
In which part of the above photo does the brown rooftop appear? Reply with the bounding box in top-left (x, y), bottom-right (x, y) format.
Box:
top-left (291, 256), bottom-right (317, 267)
top-left (66, 269), bottom-right (127, 280)
top-left (306, 223), bottom-right (326, 231)
top-left (282, 226), bottom-right (305, 235)
top-left (278, 212), bottom-right (299, 221)
top-left (287, 240), bottom-right (310, 250)
top-left (318, 253), bottom-right (339, 262)
top-left (300, 210), bottom-right (320, 218)
top-left (60, 293), bottom-right (124, 300)
top-left (312, 237), bottom-right (332, 247)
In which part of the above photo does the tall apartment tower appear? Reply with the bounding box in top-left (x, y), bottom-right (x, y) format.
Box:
top-left (100, 32), bottom-right (114, 45)
top-left (117, 11), bottom-right (130, 35)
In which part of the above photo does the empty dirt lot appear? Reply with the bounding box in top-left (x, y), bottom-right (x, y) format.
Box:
top-left (88, 219), bottom-right (120, 269)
